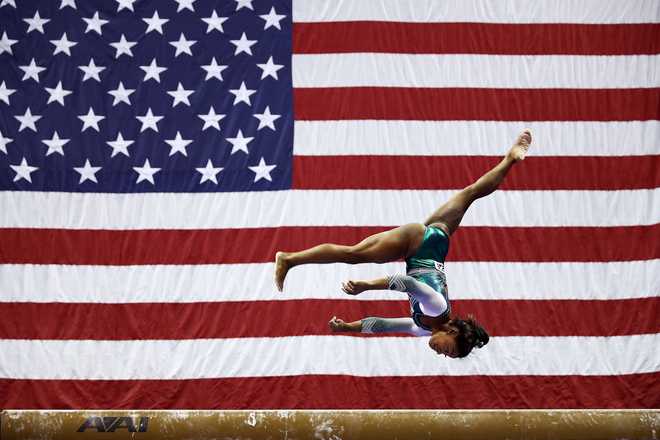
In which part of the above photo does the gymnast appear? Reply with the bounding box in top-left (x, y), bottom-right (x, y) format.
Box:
top-left (275, 130), bottom-right (533, 358)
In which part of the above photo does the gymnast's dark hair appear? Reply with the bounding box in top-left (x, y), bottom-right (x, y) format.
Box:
top-left (452, 315), bottom-right (489, 358)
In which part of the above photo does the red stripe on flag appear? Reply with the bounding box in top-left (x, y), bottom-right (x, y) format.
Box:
top-left (1, 225), bottom-right (658, 264)
top-left (1, 374), bottom-right (657, 409)
top-left (1, 298), bottom-right (657, 340)
top-left (293, 88), bottom-right (660, 121)
top-left (292, 155), bottom-right (660, 190)
top-left (293, 22), bottom-right (660, 55)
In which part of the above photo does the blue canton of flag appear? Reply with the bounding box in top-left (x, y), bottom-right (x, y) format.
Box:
top-left (0, 0), bottom-right (292, 192)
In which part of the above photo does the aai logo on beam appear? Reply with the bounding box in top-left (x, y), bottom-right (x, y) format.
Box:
top-left (77, 416), bottom-right (149, 433)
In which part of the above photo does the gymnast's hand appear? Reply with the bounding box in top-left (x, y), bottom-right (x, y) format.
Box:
top-left (329, 316), bottom-right (362, 333)
top-left (329, 316), bottom-right (346, 332)
top-left (341, 280), bottom-right (367, 295)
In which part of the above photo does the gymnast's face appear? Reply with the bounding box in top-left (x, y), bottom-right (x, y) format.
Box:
top-left (429, 326), bottom-right (459, 358)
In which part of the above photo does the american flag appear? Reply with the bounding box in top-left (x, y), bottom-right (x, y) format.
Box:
top-left (0, 0), bottom-right (658, 408)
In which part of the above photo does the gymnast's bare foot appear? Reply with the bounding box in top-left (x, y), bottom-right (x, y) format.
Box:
top-left (274, 251), bottom-right (290, 291)
top-left (508, 129), bottom-right (533, 162)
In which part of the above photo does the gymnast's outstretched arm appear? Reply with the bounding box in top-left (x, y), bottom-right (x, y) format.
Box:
top-left (331, 278), bottom-right (431, 336)
top-left (342, 274), bottom-right (448, 319)
top-left (341, 277), bottom-right (389, 295)
top-left (329, 316), bottom-right (430, 336)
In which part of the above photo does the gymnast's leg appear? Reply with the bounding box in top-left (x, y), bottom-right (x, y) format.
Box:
top-left (425, 130), bottom-right (532, 236)
top-left (274, 130), bottom-right (533, 290)
top-left (274, 223), bottom-right (426, 291)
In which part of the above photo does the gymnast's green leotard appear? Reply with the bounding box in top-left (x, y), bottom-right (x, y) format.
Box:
top-left (405, 225), bottom-right (451, 330)
top-left (406, 225), bottom-right (450, 272)
top-left (362, 226), bottom-right (452, 334)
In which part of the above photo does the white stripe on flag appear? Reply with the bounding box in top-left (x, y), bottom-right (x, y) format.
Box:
top-left (293, 120), bottom-right (660, 156)
top-left (1, 260), bottom-right (657, 303)
top-left (0, 335), bottom-right (657, 379)
top-left (1, 190), bottom-right (658, 229)
top-left (293, 54), bottom-right (660, 89)
top-left (292, 0), bottom-right (660, 23)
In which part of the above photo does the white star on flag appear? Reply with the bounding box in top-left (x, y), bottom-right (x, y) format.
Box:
top-left (0, 81), bottom-right (16, 104)
top-left (115, 0), bottom-right (136, 12)
top-left (0, 31), bottom-right (18, 55)
top-left (107, 132), bottom-right (134, 157)
top-left (229, 81), bottom-right (256, 106)
top-left (19, 59), bottom-right (46, 82)
top-left (45, 81), bottom-right (72, 106)
top-left (198, 107), bottom-right (225, 131)
top-left (136, 108), bottom-right (163, 132)
top-left (15, 108), bottom-right (42, 132)
top-left (235, 0), bottom-right (253, 11)
top-left (226, 129), bottom-right (253, 155)
top-left (196, 159), bottom-right (223, 184)
top-left (202, 11), bottom-right (228, 33)
top-left (133, 159), bottom-right (161, 185)
top-left (59, 0), bottom-right (76, 9)
top-left (108, 82), bottom-right (135, 106)
top-left (78, 108), bottom-right (105, 132)
top-left (140, 59), bottom-right (167, 83)
top-left (167, 83), bottom-right (194, 107)
top-left (257, 56), bottom-right (284, 80)
top-left (170, 33), bottom-right (196, 57)
top-left (111, 34), bottom-right (137, 58)
top-left (74, 159), bottom-right (102, 184)
top-left (24, 11), bottom-right (50, 34)
top-left (174, 0), bottom-right (196, 12)
top-left (253, 106), bottom-right (280, 131)
top-left (11, 157), bottom-right (38, 182)
top-left (248, 157), bottom-right (276, 182)
top-left (143, 11), bottom-right (169, 34)
top-left (42, 131), bottom-right (70, 156)
top-left (230, 32), bottom-right (257, 55)
top-left (1, 0), bottom-right (16, 8)
top-left (79, 59), bottom-right (105, 82)
top-left (259, 7), bottom-right (285, 30)
top-left (0, 131), bottom-right (13, 154)
top-left (83, 12), bottom-right (108, 34)
top-left (50, 32), bottom-right (77, 56)
top-left (201, 57), bottom-right (227, 81)
top-left (165, 132), bottom-right (193, 156)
